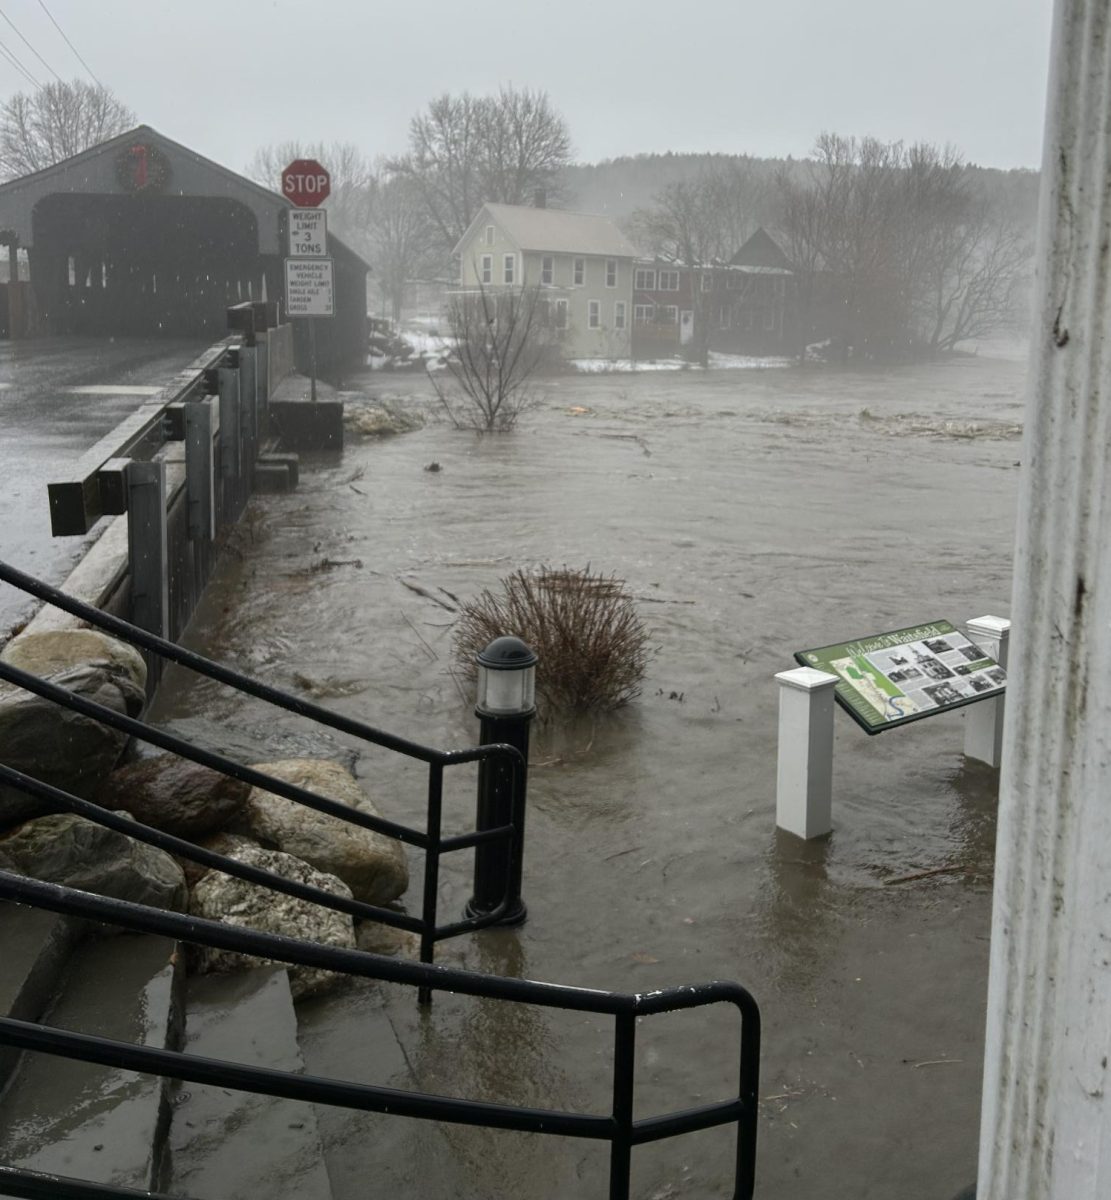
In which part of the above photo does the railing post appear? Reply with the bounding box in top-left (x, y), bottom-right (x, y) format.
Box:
top-left (774, 666), bottom-right (837, 839)
top-left (239, 344), bottom-right (257, 486)
top-left (217, 358), bottom-right (241, 482)
top-left (126, 460), bottom-right (168, 640)
top-left (465, 637), bottom-right (536, 925)
top-left (963, 615), bottom-right (1010, 767)
top-left (609, 1011), bottom-right (636, 1199)
top-left (184, 400), bottom-right (215, 541)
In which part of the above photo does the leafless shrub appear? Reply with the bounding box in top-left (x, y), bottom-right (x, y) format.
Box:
top-left (427, 281), bottom-right (554, 431)
top-left (454, 566), bottom-right (651, 713)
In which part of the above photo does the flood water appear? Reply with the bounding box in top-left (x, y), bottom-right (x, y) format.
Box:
top-left (149, 347), bottom-right (1027, 1199)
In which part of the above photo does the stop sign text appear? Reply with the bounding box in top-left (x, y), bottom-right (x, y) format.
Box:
top-left (281, 159), bottom-right (331, 208)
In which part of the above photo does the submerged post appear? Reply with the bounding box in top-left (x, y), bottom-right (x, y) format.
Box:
top-left (466, 636), bottom-right (536, 925)
top-left (774, 667), bottom-right (836, 840)
top-left (963, 615), bottom-right (1011, 767)
top-left (977, 2), bottom-right (1111, 1196)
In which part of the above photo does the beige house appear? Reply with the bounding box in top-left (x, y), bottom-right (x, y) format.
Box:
top-left (453, 202), bottom-right (637, 360)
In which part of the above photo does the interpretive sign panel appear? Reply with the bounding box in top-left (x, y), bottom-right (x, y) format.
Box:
top-left (795, 619), bottom-right (1006, 734)
top-left (284, 257), bottom-right (334, 317)
top-left (288, 208), bottom-right (327, 257)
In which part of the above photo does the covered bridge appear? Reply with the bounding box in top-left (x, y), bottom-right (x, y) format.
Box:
top-left (0, 125), bottom-right (369, 373)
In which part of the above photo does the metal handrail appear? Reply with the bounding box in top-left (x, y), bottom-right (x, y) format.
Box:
top-left (0, 560), bottom-right (524, 964)
top-left (0, 872), bottom-right (761, 1199)
top-left (0, 562), bottom-right (762, 1195)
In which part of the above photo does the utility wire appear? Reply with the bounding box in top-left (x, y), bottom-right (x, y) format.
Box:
top-left (35, 0), bottom-right (102, 89)
top-left (0, 35), bottom-right (41, 90)
top-left (0, 6), bottom-right (62, 82)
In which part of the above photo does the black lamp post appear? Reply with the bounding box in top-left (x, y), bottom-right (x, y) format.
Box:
top-left (465, 635), bottom-right (537, 925)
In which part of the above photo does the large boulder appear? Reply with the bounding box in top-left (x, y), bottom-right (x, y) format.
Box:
top-left (189, 834), bottom-right (356, 999)
top-left (0, 663), bottom-right (146, 828)
top-left (96, 756), bottom-right (249, 840)
top-left (0, 812), bottom-right (187, 912)
top-left (1, 629), bottom-right (147, 693)
top-left (230, 759), bottom-right (409, 906)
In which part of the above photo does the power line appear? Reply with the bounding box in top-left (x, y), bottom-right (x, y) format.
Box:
top-left (35, 0), bottom-right (102, 89)
top-left (0, 34), bottom-right (41, 90)
top-left (0, 5), bottom-right (62, 82)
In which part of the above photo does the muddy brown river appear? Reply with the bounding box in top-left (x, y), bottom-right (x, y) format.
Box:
top-left (149, 347), bottom-right (1027, 1199)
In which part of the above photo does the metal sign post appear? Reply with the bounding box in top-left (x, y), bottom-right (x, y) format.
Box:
top-left (281, 158), bottom-right (331, 403)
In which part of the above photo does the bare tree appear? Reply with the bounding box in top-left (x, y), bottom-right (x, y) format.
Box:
top-left (427, 281), bottom-right (552, 431)
top-left (629, 164), bottom-right (761, 365)
top-left (0, 80), bottom-right (134, 180)
top-left (774, 134), bottom-right (1033, 360)
top-left (393, 87), bottom-right (572, 260)
top-left (367, 172), bottom-right (436, 324)
top-left (245, 140), bottom-right (374, 254)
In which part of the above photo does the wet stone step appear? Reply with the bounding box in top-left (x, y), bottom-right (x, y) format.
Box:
top-left (167, 965), bottom-right (332, 1200)
top-left (0, 931), bottom-right (182, 1191)
top-left (0, 901), bottom-right (80, 1091)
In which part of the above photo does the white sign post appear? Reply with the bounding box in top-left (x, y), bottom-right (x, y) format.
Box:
top-left (288, 208), bottom-right (327, 258)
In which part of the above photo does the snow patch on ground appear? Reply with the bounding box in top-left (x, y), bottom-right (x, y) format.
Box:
top-left (571, 354), bottom-right (793, 373)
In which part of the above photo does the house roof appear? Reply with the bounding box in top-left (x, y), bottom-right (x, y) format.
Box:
top-left (0, 124), bottom-right (369, 269)
top-left (456, 202), bottom-right (638, 258)
top-left (730, 227), bottom-right (792, 271)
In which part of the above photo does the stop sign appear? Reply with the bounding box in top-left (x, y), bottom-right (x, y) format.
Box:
top-left (281, 159), bottom-right (331, 208)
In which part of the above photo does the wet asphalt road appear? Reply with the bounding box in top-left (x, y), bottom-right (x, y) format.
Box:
top-left (0, 336), bottom-right (209, 636)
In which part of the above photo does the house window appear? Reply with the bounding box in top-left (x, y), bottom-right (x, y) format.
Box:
top-left (554, 298), bottom-right (569, 329)
top-left (726, 272), bottom-right (745, 290)
top-left (541, 256), bottom-right (554, 285)
top-left (660, 305), bottom-right (678, 324)
top-left (485, 225), bottom-right (495, 246)
top-left (573, 258), bottom-right (585, 286)
top-left (481, 254), bottom-right (492, 285)
top-left (701, 273), bottom-right (714, 292)
top-left (764, 308), bottom-right (777, 332)
top-left (718, 305), bottom-right (732, 329)
top-left (588, 299), bottom-right (601, 329)
top-left (606, 259), bottom-right (617, 287)
top-left (658, 270), bottom-right (679, 291)
top-left (634, 304), bottom-right (654, 323)
top-left (503, 253), bottom-right (515, 284)
top-left (614, 300), bottom-right (627, 330)
top-left (634, 267), bottom-right (656, 291)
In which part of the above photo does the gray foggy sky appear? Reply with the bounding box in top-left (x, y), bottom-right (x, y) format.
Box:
top-left (2, 0), bottom-right (1053, 174)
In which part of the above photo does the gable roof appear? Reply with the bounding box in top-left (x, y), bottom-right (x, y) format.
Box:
top-left (455, 202), bottom-right (638, 259)
top-left (729, 227), bottom-right (793, 271)
top-left (0, 124), bottom-right (369, 268)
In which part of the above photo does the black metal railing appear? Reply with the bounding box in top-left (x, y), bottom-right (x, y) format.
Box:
top-left (0, 559), bottom-right (762, 1196)
top-left (0, 559), bottom-right (525, 975)
top-left (0, 874), bottom-right (761, 1200)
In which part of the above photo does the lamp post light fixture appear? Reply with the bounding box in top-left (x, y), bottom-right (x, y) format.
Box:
top-left (466, 636), bottom-right (537, 925)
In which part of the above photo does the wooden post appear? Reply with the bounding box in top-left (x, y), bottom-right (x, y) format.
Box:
top-left (126, 461), bottom-right (168, 639)
top-left (238, 345), bottom-right (257, 481)
top-left (977, 2), bottom-right (1111, 1196)
top-left (963, 615), bottom-right (1010, 767)
top-left (184, 400), bottom-right (215, 541)
top-left (217, 364), bottom-right (240, 480)
top-left (774, 667), bottom-right (837, 840)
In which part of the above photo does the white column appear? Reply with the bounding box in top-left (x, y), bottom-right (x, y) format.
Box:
top-left (774, 667), bottom-right (836, 840)
top-left (978, 2), bottom-right (1111, 1196)
top-left (963, 615), bottom-right (1011, 767)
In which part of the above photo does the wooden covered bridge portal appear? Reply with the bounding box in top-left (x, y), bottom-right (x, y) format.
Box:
top-left (0, 125), bottom-right (368, 370)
